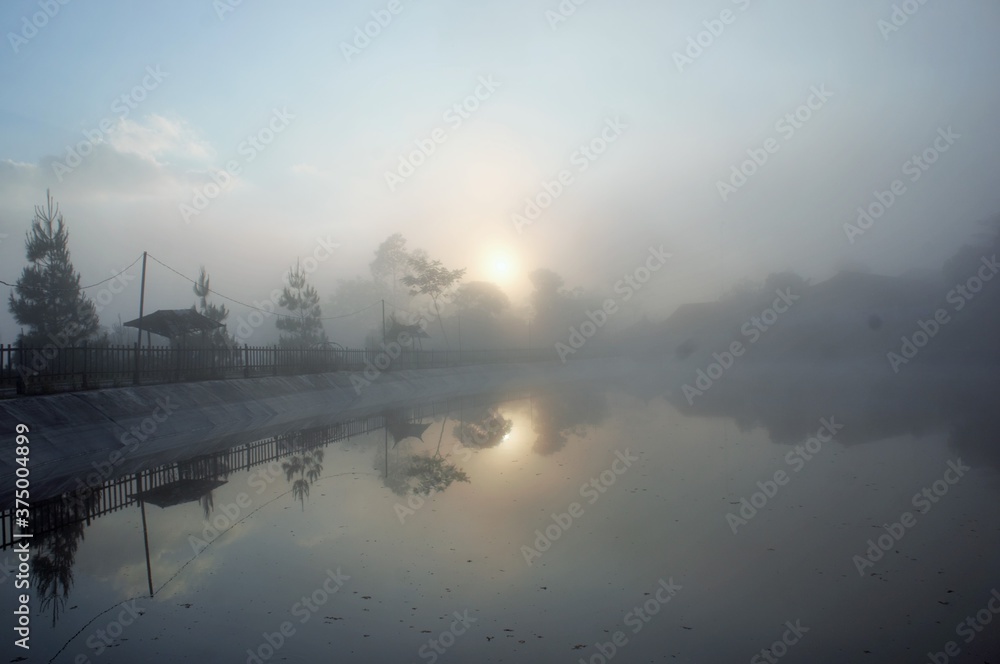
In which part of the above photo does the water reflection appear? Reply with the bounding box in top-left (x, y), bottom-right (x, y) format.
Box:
top-left (377, 410), bottom-right (470, 497)
top-left (277, 429), bottom-right (327, 510)
top-left (661, 364), bottom-right (1000, 469)
top-left (3, 375), bottom-right (998, 661)
top-left (453, 407), bottom-right (513, 449)
top-left (6, 393), bottom-right (537, 630)
top-left (32, 489), bottom-right (99, 627)
top-left (529, 384), bottom-right (610, 456)
top-left (182, 455), bottom-right (231, 520)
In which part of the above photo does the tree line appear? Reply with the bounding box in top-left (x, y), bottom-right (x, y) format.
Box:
top-left (4, 192), bottom-right (471, 351)
top-left (5, 191), bottom-right (638, 355)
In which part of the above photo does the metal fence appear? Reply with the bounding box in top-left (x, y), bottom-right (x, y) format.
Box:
top-left (0, 342), bottom-right (555, 396)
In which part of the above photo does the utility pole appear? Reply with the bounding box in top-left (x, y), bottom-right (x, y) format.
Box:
top-left (135, 251), bottom-right (147, 383)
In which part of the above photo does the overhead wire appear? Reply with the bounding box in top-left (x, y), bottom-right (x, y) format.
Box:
top-left (0, 254), bottom-right (144, 292)
top-left (2, 250), bottom-right (386, 322)
top-left (145, 253), bottom-right (381, 321)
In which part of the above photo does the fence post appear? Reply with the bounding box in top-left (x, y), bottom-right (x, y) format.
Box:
top-left (133, 340), bottom-right (140, 385)
top-left (82, 340), bottom-right (88, 390)
top-left (273, 345), bottom-right (278, 376)
top-left (15, 341), bottom-right (25, 395)
top-left (243, 344), bottom-right (249, 378)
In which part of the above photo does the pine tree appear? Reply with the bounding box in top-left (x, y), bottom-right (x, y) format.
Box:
top-left (276, 261), bottom-right (327, 348)
top-left (7, 191), bottom-right (99, 347)
top-left (192, 266), bottom-right (232, 347)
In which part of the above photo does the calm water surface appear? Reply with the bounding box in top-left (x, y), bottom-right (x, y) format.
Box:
top-left (8, 368), bottom-right (1000, 663)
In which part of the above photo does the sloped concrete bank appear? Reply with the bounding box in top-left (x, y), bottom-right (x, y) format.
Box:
top-left (0, 358), bottom-right (627, 492)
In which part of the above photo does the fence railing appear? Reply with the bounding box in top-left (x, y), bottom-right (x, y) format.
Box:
top-left (0, 389), bottom-right (528, 548)
top-left (0, 342), bottom-right (556, 396)
top-left (0, 412), bottom-right (388, 549)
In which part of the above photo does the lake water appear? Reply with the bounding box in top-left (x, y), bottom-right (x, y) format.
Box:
top-left (7, 365), bottom-right (1000, 663)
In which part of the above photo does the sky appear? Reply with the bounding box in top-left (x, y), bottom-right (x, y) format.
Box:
top-left (1, 0), bottom-right (999, 343)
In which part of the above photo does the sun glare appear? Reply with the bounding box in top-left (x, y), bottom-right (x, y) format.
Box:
top-left (489, 253), bottom-right (516, 283)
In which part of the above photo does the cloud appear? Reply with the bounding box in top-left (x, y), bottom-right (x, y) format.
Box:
top-left (0, 115), bottom-right (222, 204)
top-left (107, 114), bottom-right (214, 166)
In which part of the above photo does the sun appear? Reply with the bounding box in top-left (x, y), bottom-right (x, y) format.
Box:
top-left (489, 254), bottom-right (516, 283)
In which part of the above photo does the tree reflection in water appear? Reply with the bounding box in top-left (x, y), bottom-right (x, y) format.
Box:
top-left (530, 387), bottom-right (610, 456)
top-left (376, 410), bottom-right (470, 497)
top-left (33, 488), bottom-right (99, 627)
top-left (278, 428), bottom-right (327, 510)
top-left (454, 407), bottom-right (513, 450)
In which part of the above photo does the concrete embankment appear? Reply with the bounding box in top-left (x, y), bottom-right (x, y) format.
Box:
top-left (0, 358), bottom-right (627, 493)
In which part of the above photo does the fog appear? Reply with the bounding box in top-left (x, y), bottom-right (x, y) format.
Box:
top-left (2, 1), bottom-right (1000, 662)
top-left (3, 0), bottom-right (1000, 349)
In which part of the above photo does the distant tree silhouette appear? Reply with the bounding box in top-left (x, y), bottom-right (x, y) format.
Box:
top-left (453, 281), bottom-right (509, 319)
top-left (370, 233), bottom-right (411, 302)
top-left (192, 266), bottom-right (233, 347)
top-left (401, 255), bottom-right (466, 347)
top-left (276, 261), bottom-right (327, 348)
